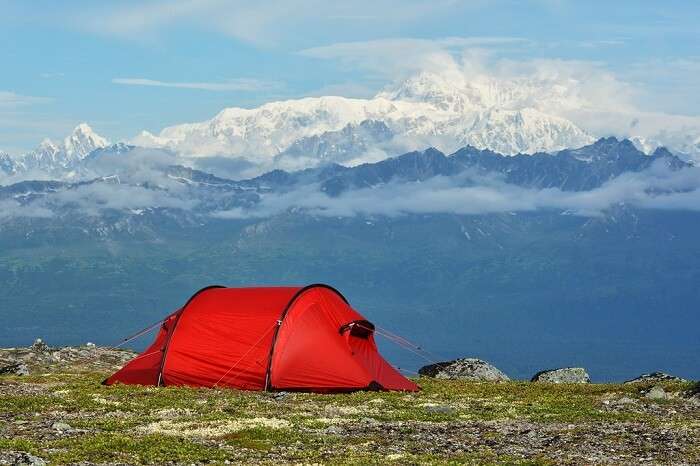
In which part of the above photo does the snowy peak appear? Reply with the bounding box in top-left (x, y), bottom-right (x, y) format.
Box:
top-left (0, 151), bottom-right (20, 175)
top-left (377, 71), bottom-right (585, 114)
top-left (9, 124), bottom-right (110, 175)
top-left (63, 123), bottom-right (109, 159)
top-left (37, 138), bottom-right (61, 155)
top-left (377, 72), bottom-right (473, 113)
top-left (462, 108), bottom-right (593, 155)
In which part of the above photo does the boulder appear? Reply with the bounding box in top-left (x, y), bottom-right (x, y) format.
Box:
top-left (686, 393), bottom-right (700, 407)
top-left (2, 452), bottom-right (46, 466)
top-left (0, 361), bottom-right (29, 376)
top-left (531, 367), bottom-right (590, 383)
top-left (644, 385), bottom-right (668, 401)
top-left (51, 421), bottom-right (72, 432)
top-left (683, 383), bottom-right (699, 406)
top-left (31, 338), bottom-right (48, 352)
top-left (624, 372), bottom-right (687, 384)
top-left (418, 358), bottom-right (510, 381)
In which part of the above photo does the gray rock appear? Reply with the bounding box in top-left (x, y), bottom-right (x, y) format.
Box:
top-left (271, 391), bottom-right (289, 401)
top-left (624, 372), bottom-right (687, 384)
top-left (0, 362), bottom-right (29, 376)
top-left (323, 425), bottom-right (344, 435)
top-left (31, 338), bottom-right (48, 352)
top-left (644, 385), bottom-right (668, 400)
top-left (531, 367), bottom-right (590, 384)
top-left (7, 452), bottom-right (46, 465)
top-left (419, 358), bottom-right (510, 381)
top-left (51, 421), bottom-right (72, 432)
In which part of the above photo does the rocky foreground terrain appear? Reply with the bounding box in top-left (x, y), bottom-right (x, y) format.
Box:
top-left (0, 343), bottom-right (699, 465)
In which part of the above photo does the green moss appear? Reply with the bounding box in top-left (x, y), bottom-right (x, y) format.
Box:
top-left (48, 433), bottom-right (231, 464)
top-left (0, 438), bottom-right (39, 454)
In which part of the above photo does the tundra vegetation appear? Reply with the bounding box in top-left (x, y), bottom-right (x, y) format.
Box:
top-left (0, 345), bottom-right (699, 464)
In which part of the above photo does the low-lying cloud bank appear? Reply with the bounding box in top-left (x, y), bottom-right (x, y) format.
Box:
top-left (5, 160), bottom-right (700, 221)
top-left (212, 162), bottom-right (700, 219)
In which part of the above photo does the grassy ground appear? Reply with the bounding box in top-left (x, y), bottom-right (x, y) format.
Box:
top-left (1, 365), bottom-right (699, 465)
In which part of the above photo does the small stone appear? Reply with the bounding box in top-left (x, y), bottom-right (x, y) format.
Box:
top-left (51, 421), bottom-right (72, 432)
top-left (644, 386), bottom-right (668, 401)
top-left (624, 372), bottom-right (687, 384)
top-left (323, 425), bottom-right (344, 435)
top-left (419, 358), bottom-right (509, 381)
top-left (86, 342), bottom-right (96, 348)
top-left (531, 367), bottom-right (590, 383)
top-left (271, 391), bottom-right (289, 401)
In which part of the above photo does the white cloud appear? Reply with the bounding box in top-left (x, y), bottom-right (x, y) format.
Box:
top-left (46, 182), bottom-right (198, 216)
top-left (77, 0), bottom-right (461, 46)
top-left (212, 162), bottom-right (700, 219)
top-left (577, 39), bottom-right (626, 48)
top-left (299, 37), bottom-right (530, 81)
top-left (112, 77), bottom-right (282, 92)
top-left (0, 91), bottom-right (52, 107)
top-left (0, 199), bottom-right (53, 220)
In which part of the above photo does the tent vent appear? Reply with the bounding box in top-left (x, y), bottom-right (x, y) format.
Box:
top-left (339, 320), bottom-right (375, 339)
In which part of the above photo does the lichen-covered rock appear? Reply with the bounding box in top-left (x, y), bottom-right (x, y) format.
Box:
top-left (31, 338), bottom-right (48, 352)
top-left (418, 358), bottom-right (509, 381)
top-left (531, 367), bottom-right (590, 383)
top-left (0, 361), bottom-right (29, 376)
top-left (0, 340), bottom-right (137, 375)
top-left (0, 451), bottom-right (46, 465)
top-left (624, 372), bottom-right (687, 384)
top-left (644, 385), bottom-right (668, 400)
top-left (686, 393), bottom-right (700, 407)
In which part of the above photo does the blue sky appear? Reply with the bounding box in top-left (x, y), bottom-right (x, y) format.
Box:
top-left (1, 0), bottom-right (699, 154)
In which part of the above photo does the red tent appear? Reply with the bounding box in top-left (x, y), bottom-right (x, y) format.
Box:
top-left (105, 284), bottom-right (418, 392)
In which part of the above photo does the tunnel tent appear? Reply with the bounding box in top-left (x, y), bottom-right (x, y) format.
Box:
top-left (105, 284), bottom-right (419, 392)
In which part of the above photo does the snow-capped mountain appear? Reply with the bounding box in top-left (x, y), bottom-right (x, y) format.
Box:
top-left (632, 134), bottom-right (700, 162)
top-left (0, 151), bottom-right (20, 175)
top-left (274, 120), bottom-right (395, 169)
top-left (3, 124), bottom-right (109, 177)
top-left (133, 71), bottom-right (595, 168)
top-left (63, 123), bottom-right (109, 160)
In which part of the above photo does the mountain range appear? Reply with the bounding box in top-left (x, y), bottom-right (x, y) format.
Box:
top-left (0, 135), bottom-right (690, 225)
top-left (4, 71), bottom-right (700, 180)
top-left (132, 71), bottom-right (596, 168)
